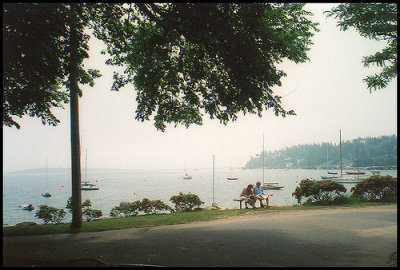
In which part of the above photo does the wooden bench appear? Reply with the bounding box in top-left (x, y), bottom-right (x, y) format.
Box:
top-left (233, 196), bottom-right (269, 209)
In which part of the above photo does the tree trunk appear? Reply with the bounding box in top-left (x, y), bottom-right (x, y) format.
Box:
top-left (70, 74), bottom-right (82, 229)
top-left (69, 5), bottom-right (82, 229)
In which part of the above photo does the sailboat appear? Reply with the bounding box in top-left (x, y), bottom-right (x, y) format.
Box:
top-left (345, 144), bottom-right (365, 175)
top-left (81, 148), bottom-right (99, 190)
top-left (227, 159), bottom-right (238, 180)
top-left (42, 158), bottom-right (51, 197)
top-left (260, 134), bottom-right (284, 190)
top-left (183, 161), bottom-right (192, 179)
top-left (332, 130), bottom-right (365, 183)
top-left (321, 144), bottom-right (339, 180)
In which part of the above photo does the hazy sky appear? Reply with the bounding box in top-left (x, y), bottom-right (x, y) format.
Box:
top-left (3, 3), bottom-right (397, 173)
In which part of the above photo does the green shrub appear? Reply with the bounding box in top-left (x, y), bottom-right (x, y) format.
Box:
top-left (351, 175), bottom-right (397, 202)
top-left (170, 192), bottom-right (204, 212)
top-left (110, 199), bottom-right (172, 218)
top-left (139, 198), bottom-right (173, 215)
top-left (66, 198), bottom-right (103, 222)
top-left (83, 209), bottom-right (103, 222)
top-left (35, 205), bottom-right (66, 224)
top-left (292, 179), bottom-right (347, 205)
top-left (110, 201), bottom-right (140, 218)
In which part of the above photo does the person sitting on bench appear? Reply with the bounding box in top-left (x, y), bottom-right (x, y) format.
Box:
top-left (240, 184), bottom-right (256, 209)
top-left (252, 181), bottom-right (268, 208)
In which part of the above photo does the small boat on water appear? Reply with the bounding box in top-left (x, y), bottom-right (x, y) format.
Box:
top-left (261, 182), bottom-right (284, 190)
top-left (42, 192), bottom-right (51, 197)
top-left (260, 134), bottom-right (283, 190)
top-left (183, 173), bottom-right (192, 180)
top-left (183, 161), bottom-right (192, 179)
top-left (81, 148), bottom-right (99, 191)
top-left (42, 158), bottom-right (51, 197)
top-left (81, 185), bottom-right (99, 191)
top-left (345, 144), bottom-right (365, 175)
top-left (345, 170), bottom-right (365, 175)
top-left (21, 204), bottom-right (34, 211)
top-left (227, 159), bottom-right (239, 180)
top-left (321, 175), bottom-right (339, 180)
top-left (324, 130), bottom-right (366, 184)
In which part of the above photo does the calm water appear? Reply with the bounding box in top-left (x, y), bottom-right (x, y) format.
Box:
top-left (3, 168), bottom-right (397, 226)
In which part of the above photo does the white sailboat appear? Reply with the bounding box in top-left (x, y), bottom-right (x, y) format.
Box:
top-left (345, 144), bottom-right (366, 175)
top-left (332, 130), bottom-right (365, 184)
top-left (227, 159), bottom-right (238, 180)
top-left (42, 158), bottom-right (51, 197)
top-left (81, 148), bottom-right (99, 190)
top-left (321, 144), bottom-right (339, 180)
top-left (183, 161), bottom-right (192, 180)
top-left (261, 134), bottom-right (283, 190)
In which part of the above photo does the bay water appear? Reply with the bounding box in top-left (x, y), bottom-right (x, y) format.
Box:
top-left (3, 168), bottom-right (397, 226)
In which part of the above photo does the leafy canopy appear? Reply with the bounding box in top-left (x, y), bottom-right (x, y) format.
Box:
top-left (3, 3), bottom-right (319, 131)
top-left (3, 3), bottom-right (101, 129)
top-left (325, 3), bottom-right (397, 92)
top-left (92, 3), bottom-right (319, 131)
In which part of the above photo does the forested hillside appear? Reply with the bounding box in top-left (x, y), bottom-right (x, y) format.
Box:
top-left (245, 135), bottom-right (397, 169)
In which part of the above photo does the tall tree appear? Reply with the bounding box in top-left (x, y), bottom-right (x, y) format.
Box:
top-left (3, 3), bottom-right (319, 227)
top-left (325, 3), bottom-right (397, 92)
top-left (3, 3), bottom-right (101, 228)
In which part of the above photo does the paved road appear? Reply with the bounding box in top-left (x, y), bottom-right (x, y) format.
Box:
top-left (3, 205), bottom-right (397, 267)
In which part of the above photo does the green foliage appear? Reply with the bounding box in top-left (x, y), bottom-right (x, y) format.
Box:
top-left (110, 201), bottom-right (140, 218)
top-left (92, 3), bottom-right (319, 131)
top-left (245, 135), bottom-right (397, 169)
top-left (2, 3), bottom-right (101, 129)
top-left (350, 175), bottom-right (397, 202)
top-left (110, 198), bottom-right (173, 218)
top-left (170, 192), bottom-right (204, 212)
top-left (139, 198), bottom-right (173, 215)
top-left (292, 179), bottom-right (347, 204)
top-left (325, 3), bottom-right (397, 91)
top-left (82, 209), bottom-right (103, 222)
top-left (35, 205), bottom-right (66, 224)
top-left (66, 197), bottom-right (103, 222)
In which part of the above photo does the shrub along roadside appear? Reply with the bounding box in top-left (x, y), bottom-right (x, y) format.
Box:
top-left (292, 176), bottom-right (397, 206)
top-left (350, 175), bottom-right (397, 202)
top-left (110, 198), bottom-right (172, 218)
top-left (292, 179), bottom-right (347, 205)
top-left (170, 192), bottom-right (204, 211)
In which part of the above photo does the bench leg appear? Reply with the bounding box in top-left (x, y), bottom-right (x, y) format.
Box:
top-left (239, 201), bottom-right (242, 209)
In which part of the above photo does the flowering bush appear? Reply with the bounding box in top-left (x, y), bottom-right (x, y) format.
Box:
top-left (350, 175), bottom-right (397, 202)
top-left (292, 178), bottom-right (347, 204)
top-left (170, 192), bottom-right (204, 212)
top-left (110, 201), bottom-right (140, 217)
top-left (35, 205), bottom-right (66, 224)
top-left (66, 198), bottom-right (103, 222)
top-left (139, 198), bottom-right (173, 215)
top-left (83, 209), bottom-right (103, 221)
top-left (110, 199), bottom-right (172, 217)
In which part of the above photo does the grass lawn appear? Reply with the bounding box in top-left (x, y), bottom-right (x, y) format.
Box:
top-left (3, 201), bottom-right (396, 237)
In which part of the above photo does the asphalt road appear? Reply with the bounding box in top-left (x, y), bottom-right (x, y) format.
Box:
top-left (3, 205), bottom-right (397, 267)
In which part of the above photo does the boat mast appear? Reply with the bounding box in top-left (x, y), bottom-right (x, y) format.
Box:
top-left (212, 154), bottom-right (215, 203)
top-left (356, 144), bottom-right (359, 180)
top-left (326, 144), bottom-right (328, 171)
top-left (340, 129), bottom-right (342, 177)
top-left (262, 133), bottom-right (265, 184)
top-left (85, 148), bottom-right (88, 183)
top-left (46, 158), bottom-right (48, 190)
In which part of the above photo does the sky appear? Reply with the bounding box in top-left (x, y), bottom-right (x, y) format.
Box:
top-left (3, 3), bottom-right (397, 173)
